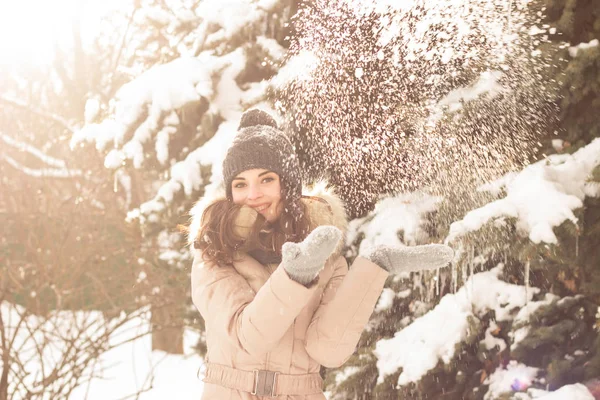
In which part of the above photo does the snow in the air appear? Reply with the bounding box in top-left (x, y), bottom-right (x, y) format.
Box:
top-left (5, 0), bottom-right (598, 398)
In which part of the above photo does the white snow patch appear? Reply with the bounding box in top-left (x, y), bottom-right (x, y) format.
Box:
top-left (482, 320), bottom-right (506, 352)
top-left (71, 56), bottom-right (215, 168)
top-left (513, 293), bottom-right (558, 325)
top-left (484, 361), bottom-right (538, 400)
top-left (70, 313), bottom-right (203, 400)
top-left (352, 192), bottom-right (441, 251)
top-left (511, 326), bottom-right (531, 350)
top-left (375, 288), bottom-right (396, 313)
top-left (375, 266), bottom-right (537, 386)
top-left (143, 7), bottom-right (172, 25)
top-left (257, 36), bottom-right (286, 61)
top-left (195, 0), bottom-right (277, 48)
top-left (551, 139), bottom-right (564, 152)
top-left (84, 98), bottom-right (101, 123)
top-left (532, 383), bottom-right (595, 400)
top-left (335, 366), bottom-right (361, 386)
top-left (568, 39), bottom-right (599, 58)
top-left (271, 50), bottom-right (320, 87)
top-left (3, 302), bottom-right (203, 399)
top-left (447, 138), bottom-right (600, 244)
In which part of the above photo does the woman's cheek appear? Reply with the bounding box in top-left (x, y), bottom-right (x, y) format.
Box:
top-left (274, 201), bottom-right (284, 219)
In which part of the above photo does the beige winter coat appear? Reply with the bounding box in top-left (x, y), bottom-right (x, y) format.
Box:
top-left (190, 190), bottom-right (389, 399)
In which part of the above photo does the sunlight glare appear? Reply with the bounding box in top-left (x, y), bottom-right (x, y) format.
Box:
top-left (0, 0), bottom-right (128, 67)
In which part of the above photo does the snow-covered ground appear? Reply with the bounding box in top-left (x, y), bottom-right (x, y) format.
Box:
top-left (68, 316), bottom-right (204, 399)
top-left (2, 302), bottom-right (204, 400)
top-left (5, 271), bottom-right (595, 400)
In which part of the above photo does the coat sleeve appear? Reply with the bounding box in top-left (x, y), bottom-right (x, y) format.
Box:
top-left (304, 256), bottom-right (389, 368)
top-left (191, 250), bottom-right (319, 358)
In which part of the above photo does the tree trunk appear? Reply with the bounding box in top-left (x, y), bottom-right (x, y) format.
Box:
top-left (151, 302), bottom-right (184, 354)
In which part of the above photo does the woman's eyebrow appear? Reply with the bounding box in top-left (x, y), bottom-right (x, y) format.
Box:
top-left (258, 170), bottom-right (275, 177)
top-left (232, 176), bottom-right (245, 181)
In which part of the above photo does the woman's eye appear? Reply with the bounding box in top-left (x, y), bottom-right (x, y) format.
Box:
top-left (234, 182), bottom-right (246, 189)
top-left (262, 176), bottom-right (275, 184)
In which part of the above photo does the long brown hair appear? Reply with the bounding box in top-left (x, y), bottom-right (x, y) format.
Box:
top-left (193, 197), bottom-right (311, 266)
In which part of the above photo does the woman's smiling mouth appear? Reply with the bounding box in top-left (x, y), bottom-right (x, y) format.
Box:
top-left (252, 204), bottom-right (270, 213)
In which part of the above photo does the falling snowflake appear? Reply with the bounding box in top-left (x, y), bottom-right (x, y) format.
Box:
top-left (277, 0), bottom-right (556, 217)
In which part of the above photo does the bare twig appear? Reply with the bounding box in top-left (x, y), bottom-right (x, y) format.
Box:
top-left (111, 6), bottom-right (137, 77)
top-left (84, 272), bottom-right (121, 313)
top-left (0, 302), bottom-right (10, 400)
top-left (0, 96), bottom-right (74, 133)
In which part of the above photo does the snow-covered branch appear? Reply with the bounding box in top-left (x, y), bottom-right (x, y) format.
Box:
top-left (126, 121), bottom-right (235, 224)
top-left (1, 154), bottom-right (83, 179)
top-left (70, 56), bottom-right (217, 168)
top-left (375, 266), bottom-right (537, 387)
top-left (446, 138), bottom-right (600, 244)
top-left (1, 132), bottom-right (67, 169)
top-left (568, 39), bottom-right (599, 58)
top-left (0, 96), bottom-right (74, 133)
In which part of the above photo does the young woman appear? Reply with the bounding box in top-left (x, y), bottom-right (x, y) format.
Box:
top-left (189, 109), bottom-right (453, 399)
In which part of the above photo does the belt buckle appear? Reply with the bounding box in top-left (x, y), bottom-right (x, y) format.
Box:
top-left (252, 369), bottom-right (279, 397)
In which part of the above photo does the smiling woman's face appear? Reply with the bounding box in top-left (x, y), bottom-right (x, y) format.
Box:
top-left (231, 168), bottom-right (283, 222)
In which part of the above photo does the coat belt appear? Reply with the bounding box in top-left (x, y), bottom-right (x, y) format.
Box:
top-left (203, 362), bottom-right (324, 397)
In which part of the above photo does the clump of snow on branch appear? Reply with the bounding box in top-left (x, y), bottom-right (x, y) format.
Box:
top-left (531, 384), bottom-right (596, 400)
top-left (374, 287), bottom-right (397, 313)
top-left (157, 229), bottom-right (193, 267)
top-left (193, 0), bottom-right (279, 50)
top-left (72, 0), bottom-right (286, 224)
top-left (71, 57), bottom-right (215, 169)
top-left (484, 361), bottom-right (539, 400)
top-left (509, 293), bottom-right (559, 350)
top-left (447, 138), bottom-right (600, 244)
top-left (348, 192), bottom-right (441, 248)
top-left (126, 120), bottom-right (235, 225)
top-left (374, 265), bottom-right (538, 387)
top-left (482, 320), bottom-right (506, 352)
top-left (568, 39), bottom-right (599, 58)
top-left (334, 366), bottom-right (362, 386)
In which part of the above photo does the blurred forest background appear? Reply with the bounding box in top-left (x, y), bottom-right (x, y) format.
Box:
top-left (1, 0), bottom-right (599, 398)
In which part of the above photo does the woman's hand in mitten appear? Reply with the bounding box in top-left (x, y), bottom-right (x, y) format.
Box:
top-left (361, 243), bottom-right (454, 274)
top-left (282, 226), bottom-right (342, 286)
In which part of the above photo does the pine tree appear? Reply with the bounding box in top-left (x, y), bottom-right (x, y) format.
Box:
top-left (320, 0), bottom-right (600, 398)
top-left (70, 0), bottom-right (300, 354)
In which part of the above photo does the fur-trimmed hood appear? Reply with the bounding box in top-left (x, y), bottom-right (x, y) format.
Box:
top-left (187, 182), bottom-right (348, 253)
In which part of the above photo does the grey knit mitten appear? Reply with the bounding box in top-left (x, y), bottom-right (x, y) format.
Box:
top-left (282, 226), bottom-right (342, 286)
top-left (361, 244), bottom-right (454, 274)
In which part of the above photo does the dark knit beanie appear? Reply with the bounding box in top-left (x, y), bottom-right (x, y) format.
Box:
top-left (222, 109), bottom-right (302, 203)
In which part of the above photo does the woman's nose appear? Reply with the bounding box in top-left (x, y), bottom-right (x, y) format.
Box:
top-left (247, 184), bottom-right (262, 200)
